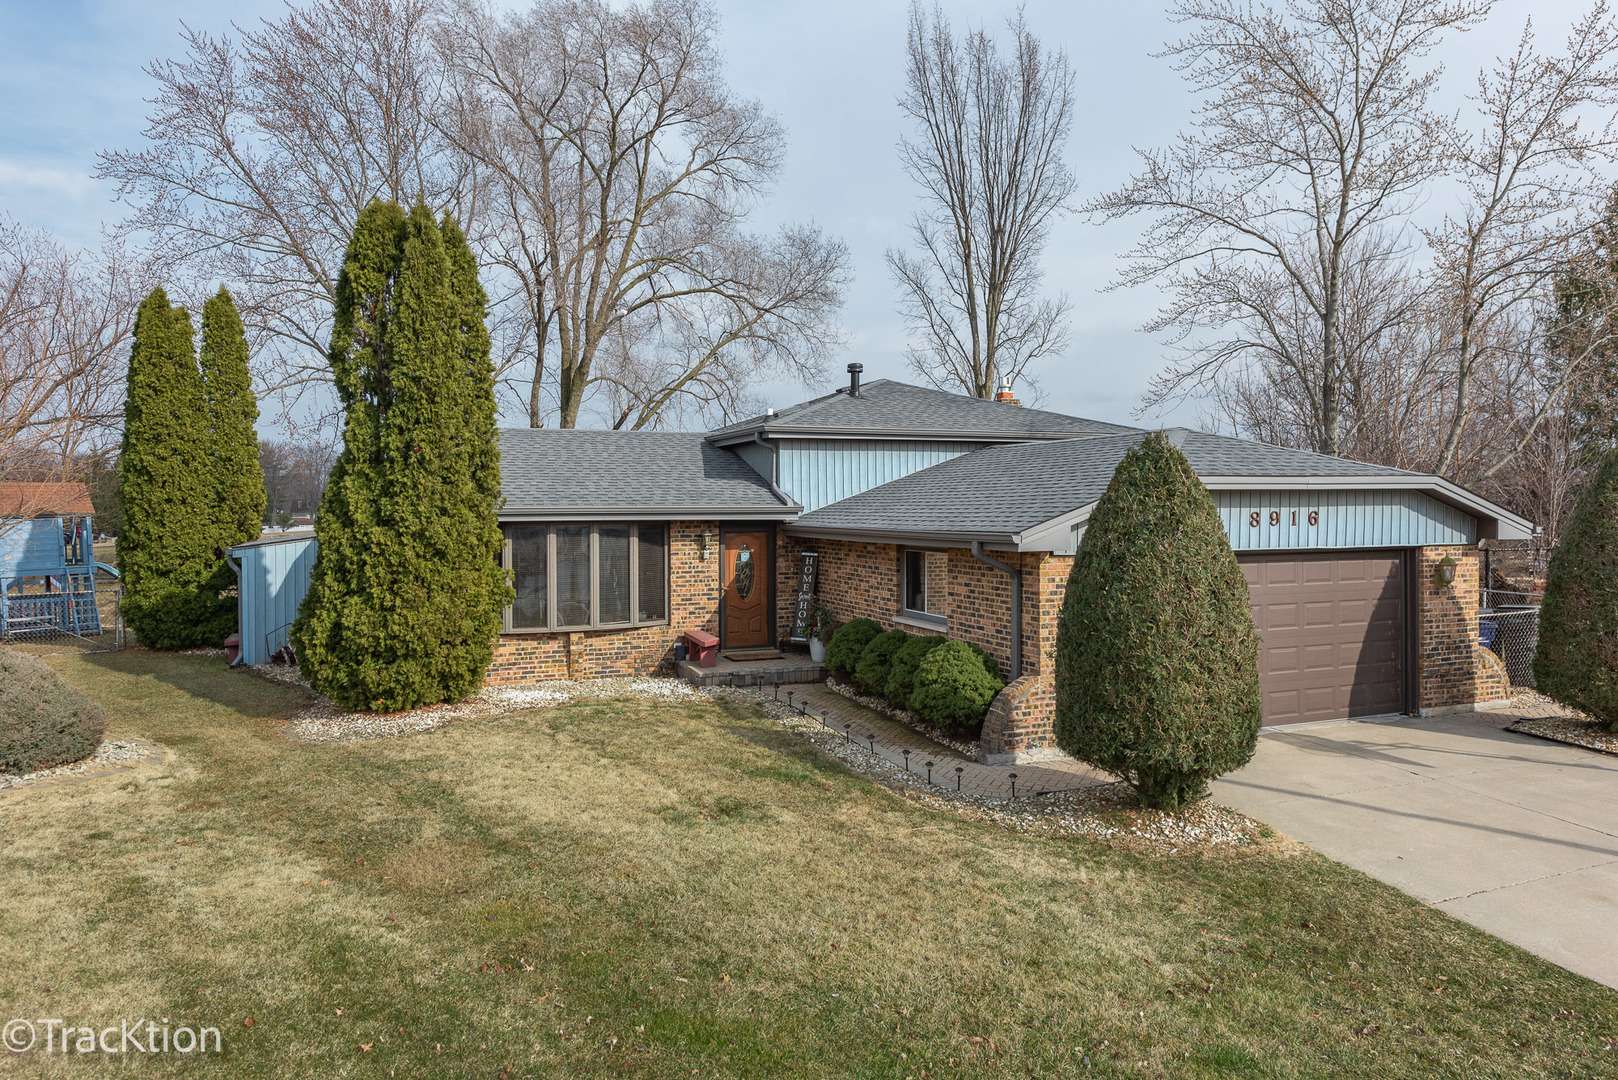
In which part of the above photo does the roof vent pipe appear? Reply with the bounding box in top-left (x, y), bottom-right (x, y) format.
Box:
top-left (847, 362), bottom-right (863, 397)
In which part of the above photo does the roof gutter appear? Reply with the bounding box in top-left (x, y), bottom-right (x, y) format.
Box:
top-left (971, 540), bottom-right (1022, 680)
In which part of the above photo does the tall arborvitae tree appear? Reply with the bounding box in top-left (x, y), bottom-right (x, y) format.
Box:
top-left (1535, 447), bottom-right (1618, 730)
top-left (196, 287), bottom-right (267, 642)
top-left (1054, 432), bottom-right (1262, 809)
top-left (293, 199), bottom-right (510, 711)
top-left (117, 288), bottom-right (216, 649)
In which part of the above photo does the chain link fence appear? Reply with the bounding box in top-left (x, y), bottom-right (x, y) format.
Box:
top-left (1478, 540), bottom-right (1550, 690)
top-left (0, 570), bottom-right (124, 653)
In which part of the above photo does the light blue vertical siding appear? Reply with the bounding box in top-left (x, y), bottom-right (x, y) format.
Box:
top-left (1213, 490), bottom-right (1476, 550)
top-left (0, 518), bottom-right (65, 580)
top-left (733, 441), bottom-right (776, 487)
top-left (233, 535), bottom-right (317, 665)
top-left (778, 439), bottom-right (985, 511)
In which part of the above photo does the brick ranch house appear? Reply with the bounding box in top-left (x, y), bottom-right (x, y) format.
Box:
top-left (480, 365), bottom-right (1532, 763)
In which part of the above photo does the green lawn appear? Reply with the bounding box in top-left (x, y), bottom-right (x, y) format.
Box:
top-left (1, 651), bottom-right (1614, 1078)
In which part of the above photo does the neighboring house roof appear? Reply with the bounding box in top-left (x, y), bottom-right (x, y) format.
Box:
top-left (0, 481), bottom-right (94, 518)
top-left (789, 428), bottom-right (1533, 547)
top-left (499, 429), bottom-right (796, 520)
top-left (706, 379), bottom-right (1138, 444)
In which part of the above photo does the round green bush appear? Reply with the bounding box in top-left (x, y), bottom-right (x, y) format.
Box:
top-left (1055, 431), bottom-right (1261, 810)
top-left (884, 634), bottom-right (947, 708)
top-left (0, 648), bottom-right (106, 773)
top-left (826, 618), bottom-right (882, 681)
top-left (909, 640), bottom-right (1005, 734)
top-left (1536, 446), bottom-right (1618, 731)
top-left (854, 629), bottom-right (909, 695)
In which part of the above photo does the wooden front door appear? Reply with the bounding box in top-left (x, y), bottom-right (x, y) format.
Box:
top-left (721, 529), bottom-right (771, 648)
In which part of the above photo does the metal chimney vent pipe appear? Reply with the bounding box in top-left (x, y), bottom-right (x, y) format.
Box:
top-left (847, 362), bottom-right (863, 396)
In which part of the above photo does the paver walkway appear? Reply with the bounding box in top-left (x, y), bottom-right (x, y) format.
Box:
top-left (1211, 706), bottom-right (1618, 990)
top-left (781, 684), bottom-right (1112, 799)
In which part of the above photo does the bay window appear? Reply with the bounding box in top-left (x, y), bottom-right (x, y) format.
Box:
top-left (502, 523), bottom-right (669, 631)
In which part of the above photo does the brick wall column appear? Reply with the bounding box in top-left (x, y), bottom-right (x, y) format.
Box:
top-left (1416, 545), bottom-right (1510, 711)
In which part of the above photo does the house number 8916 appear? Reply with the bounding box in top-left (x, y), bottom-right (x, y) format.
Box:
top-left (1250, 510), bottom-right (1320, 528)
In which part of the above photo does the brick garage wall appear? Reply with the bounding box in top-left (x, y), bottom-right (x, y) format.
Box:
top-left (484, 520), bottom-right (722, 684)
top-left (1416, 544), bottom-right (1510, 710)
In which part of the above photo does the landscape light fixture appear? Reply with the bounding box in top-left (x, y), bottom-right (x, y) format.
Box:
top-left (955, 766), bottom-right (963, 791)
top-left (902, 749), bottom-right (911, 771)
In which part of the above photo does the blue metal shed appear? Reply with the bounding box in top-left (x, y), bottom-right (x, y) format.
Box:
top-left (227, 531), bottom-right (316, 665)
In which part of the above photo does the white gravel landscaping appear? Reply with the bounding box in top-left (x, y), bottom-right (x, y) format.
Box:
top-left (0, 739), bottom-right (167, 792)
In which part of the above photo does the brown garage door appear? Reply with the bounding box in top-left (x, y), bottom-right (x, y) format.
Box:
top-left (1240, 552), bottom-right (1405, 726)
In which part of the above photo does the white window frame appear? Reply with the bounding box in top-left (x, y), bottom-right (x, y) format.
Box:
top-left (500, 522), bottom-right (670, 633)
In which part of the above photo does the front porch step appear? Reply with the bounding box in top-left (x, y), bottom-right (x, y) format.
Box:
top-left (678, 653), bottom-right (825, 688)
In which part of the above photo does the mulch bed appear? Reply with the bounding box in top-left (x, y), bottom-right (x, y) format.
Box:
top-left (1508, 715), bottom-right (1618, 757)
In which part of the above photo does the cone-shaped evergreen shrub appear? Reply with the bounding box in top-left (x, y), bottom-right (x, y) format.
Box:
top-left (117, 289), bottom-right (218, 649)
top-left (1054, 431), bottom-right (1261, 810)
top-left (885, 633), bottom-right (946, 708)
top-left (196, 287), bottom-right (266, 643)
top-left (909, 640), bottom-right (1004, 733)
top-left (854, 628), bottom-right (909, 695)
top-left (1535, 447), bottom-right (1618, 730)
top-left (826, 618), bottom-right (882, 681)
top-left (292, 199), bottom-right (511, 711)
top-left (0, 647), bottom-right (106, 772)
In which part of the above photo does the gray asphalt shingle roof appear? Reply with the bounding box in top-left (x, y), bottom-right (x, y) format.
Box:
top-left (707, 379), bottom-right (1137, 442)
top-left (499, 429), bottom-right (792, 515)
top-left (792, 428), bottom-right (1422, 537)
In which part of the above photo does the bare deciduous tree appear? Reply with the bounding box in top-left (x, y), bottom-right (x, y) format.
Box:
top-left (438, 0), bottom-right (849, 430)
top-left (1090, 0), bottom-right (1486, 456)
top-left (1428, 4), bottom-right (1618, 474)
top-left (0, 220), bottom-right (139, 516)
top-left (887, 3), bottom-right (1074, 400)
top-left (95, 0), bottom-right (469, 424)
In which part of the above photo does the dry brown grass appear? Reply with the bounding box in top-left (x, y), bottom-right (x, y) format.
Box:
top-left (0, 651), bottom-right (1613, 1078)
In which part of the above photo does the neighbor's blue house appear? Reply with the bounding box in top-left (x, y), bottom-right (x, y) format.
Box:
top-left (0, 481), bottom-right (104, 637)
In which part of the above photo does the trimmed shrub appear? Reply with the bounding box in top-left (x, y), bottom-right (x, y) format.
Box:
top-left (292, 200), bottom-right (511, 712)
top-left (909, 640), bottom-right (1005, 734)
top-left (0, 649), bottom-right (105, 772)
top-left (1055, 431), bottom-right (1261, 811)
top-left (826, 618), bottom-right (882, 681)
top-left (854, 629), bottom-right (909, 695)
top-left (1535, 447), bottom-right (1618, 730)
top-left (885, 633), bottom-right (947, 708)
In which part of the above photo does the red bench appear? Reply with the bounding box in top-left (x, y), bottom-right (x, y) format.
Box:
top-left (684, 629), bottom-right (719, 668)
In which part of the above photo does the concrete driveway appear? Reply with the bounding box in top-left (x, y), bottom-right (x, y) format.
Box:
top-left (1211, 709), bottom-right (1618, 990)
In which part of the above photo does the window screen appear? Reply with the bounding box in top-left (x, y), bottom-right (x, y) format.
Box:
top-left (598, 524), bottom-right (632, 624)
top-left (554, 524), bottom-right (592, 627)
top-left (637, 524), bottom-right (668, 622)
top-left (510, 524), bottom-right (548, 629)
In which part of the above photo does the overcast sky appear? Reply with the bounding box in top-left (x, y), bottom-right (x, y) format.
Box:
top-left (0, 0), bottom-right (1602, 432)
